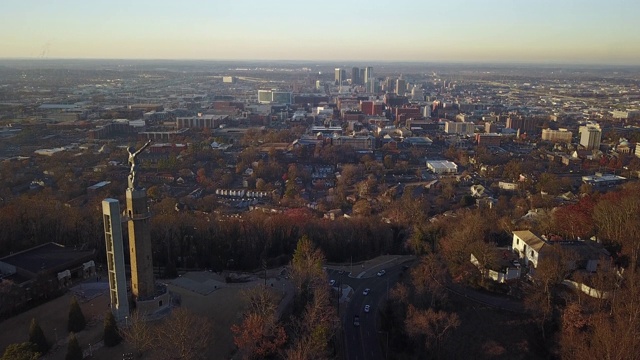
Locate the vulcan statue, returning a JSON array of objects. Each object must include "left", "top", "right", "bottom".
[{"left": 127, "top": 140, "right": 152, "bottom": 189}]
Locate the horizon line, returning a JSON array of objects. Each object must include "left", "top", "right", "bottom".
[{"left": 0, "top": 57, "right": 639, "bottom": 68}]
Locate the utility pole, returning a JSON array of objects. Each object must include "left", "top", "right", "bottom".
[{"left": 263, "top": 259, "right": 267, "bottom": 287}]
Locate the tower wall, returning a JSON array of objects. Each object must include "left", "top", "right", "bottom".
[
  {"left": 126, "top": 188, "right": 155, "bottom": 300},
  {"left": 102, "top": 199, "right": 129, "bottom": 321}
]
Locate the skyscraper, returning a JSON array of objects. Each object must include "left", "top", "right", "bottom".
[
  {"left": 334, "top": 68, "right": 346, "bottom": 85},
  {"left": 351, "top": 67, "right": 360, "bottom": 85},
  {"left": 396, "top": 78, "right": 406, "bottom": 95},
  {"left": 580, "top": 126, "right": 602, "bottom": 150},
  {"left": 364, "top": 66, "right": 373, "bottom": 84}
]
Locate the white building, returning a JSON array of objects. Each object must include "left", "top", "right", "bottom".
[
  {"left": 444, "top": 121, "right": 475, "bottom": 136},
  {"left": 580, "top": 127, "right": 602, "bottom": 150},
  {"left": 542, "top": 129, "right": 573, "bottom": 143},
  {"left": 426, "top": 160, "right": 458, "bottom": 174},
  {"left": 512, "top": 230, "right": 547, "bottom": 269},
  {"left": 578, "top": 122, "right": 601, "bottom": 150},
  {"left": 176, "top": 114, "right": 228, "bottom": 129}
]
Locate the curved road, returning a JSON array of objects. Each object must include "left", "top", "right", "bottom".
[{"left": 328, "top": 259, "right": 411, "bottom": 360}]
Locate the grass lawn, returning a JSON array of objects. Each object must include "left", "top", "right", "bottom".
[
  {"left": 0, "top": 279, "right": 256, "bottom": 360},
  {"left": 0, "top": 289, "right": 111, "bottom": 360}
]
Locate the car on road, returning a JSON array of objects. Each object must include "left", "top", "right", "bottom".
[
  {"left": 338, "top": 270, "right": 344, "bottom": 274},
  {"left": 353, "top": 315, "right": 360, "bottom": 326},
  {"left": 364, "top": 305, "right": 370, "bottom": 313},
  {"left": 362, "top": 288, "right": 370, "bottom": 295},
  {"left": 377, "top": 269, "right": 386, "bottom": 276},
  {"left": 329, "top": 280, "right": 336, "bottom": 286}
]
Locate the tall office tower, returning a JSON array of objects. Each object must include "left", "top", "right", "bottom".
[
  {"left": 335, "top": 68, "right": 346, "bottom": 85},
  {"left": 359, "top": 68, "right": 365, "bottom": 84},
  {"left": 364, "top": 66, "right": 373, "bottom": 84},
  {"left": 580, "top": 127, "right": 602, "bottom": 150},
  {"left": 396, "top": 79, "right": 407, "bottom": 95},
  {"left": 351, "top": 67, "right": 360, "bottom": 85},
  {"left": 367, "top": 78, "right": 377, "bottom": 93},
  {"left": 411, "top": 86, "right": 424, "bottom": 101},
  {"left": 102, "top": 199, "right": 129, "bottom": 321},
  {"left": 384, "top": 78, "right": 395, "bottom": 92}
]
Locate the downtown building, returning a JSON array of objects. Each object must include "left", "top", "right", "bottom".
[
  {"left": 258, "top": 90, "right": 293, "bottom": 105},
  {"left": 542, "top": 129, "right": 573, "bottom": 143},
  {"left": 176, "top": 114, "right": 229, "bottom": 129},
  {"left": 506, "top": 116, "right": 539, "bottom": 135},
  {"left": 579, "top": 126, "right": 602, "bottom": 150},
  {"left": 444, "top": 121, "right": 475, "bottom": 136}
]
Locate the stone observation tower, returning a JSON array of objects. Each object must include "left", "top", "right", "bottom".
[
  {"left": 126, "top": 140, "right": 154, "bottom": 301},
  {"left": 102, "top": 198, "right": 129, "bottom": 321},
  {"left": 103, "top": 140, "right": 170, "bottom": 318}
]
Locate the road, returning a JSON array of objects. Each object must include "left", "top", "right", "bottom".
[{"left": 327, "top": 258, "right": 411, "bottom": 360}]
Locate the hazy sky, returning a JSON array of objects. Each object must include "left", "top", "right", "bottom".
[{"left": 2, "top": 0, "right": 639, "bottom": 65}]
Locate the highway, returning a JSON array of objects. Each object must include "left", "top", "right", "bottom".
[{"left": 327, "top": 259, "right": 411, "bottom": 360}]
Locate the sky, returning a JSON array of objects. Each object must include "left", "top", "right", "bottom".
[{"left": 1, "top": 0, "right": 639, "bottom": 65}]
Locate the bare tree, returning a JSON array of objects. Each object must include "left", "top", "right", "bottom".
[
  {"left": 154, "top": 308, "right": 212, "bottom": 360},
  {"left": 405, "top": 305, "right": 460, "bottom": 356},
  {"left": 411, "top": 254, "right": 449, "bottom": 307},
  {"left": 120, "top": 311, "right": 154, "bottom": 358}
]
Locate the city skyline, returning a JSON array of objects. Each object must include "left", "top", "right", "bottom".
[{"left": 2, "top": 0, "right": 639, "bottom": 65}]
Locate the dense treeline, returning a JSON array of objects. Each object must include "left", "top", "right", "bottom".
[
  {"left": 0, "top": 194, "right": 399, "bottom": 274},
  {"left": 150, "top": 205, "right": 400, "bottom": 273},
  {"left": 0, "top": 194, "right": 102, "bottom": 257}
]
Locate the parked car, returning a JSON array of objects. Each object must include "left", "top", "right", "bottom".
[
  {"left": 364, "top": 305, "right": 370, "bottom": 313},
  {"left": 329, "top": 279, "right": 336, "bottom": 286},
  {"left": 363, "top": 288, "right": 370, "bottom": 295},
  {"left": 377, "top": 270, "right": 386, "bottom": 276},
  {"left": 353, "top": 315, "right": 360, "bottom": 326}
]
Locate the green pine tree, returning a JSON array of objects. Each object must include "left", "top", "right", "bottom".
[
  {"left": 103, "top": 311, "right": 122, "bottom": 347},
  {"left": 67, "top": 297, "right": 86, "bottom": 333},
  {"left": 65, "top": 333, "right": 83, "bottom": 360},
  {"left": 28, "top": 318, "right": 49, "bottom": 355},
  {"left": 1, "top": 342, "right": 40, "bottom": 360}
]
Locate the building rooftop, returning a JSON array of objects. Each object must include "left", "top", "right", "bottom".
[
  {"left": 0, "top": 242, "right": 95, "bottom": 277},
  {"left": 513, "top": 230, "right": 547, "bottom": 252}
]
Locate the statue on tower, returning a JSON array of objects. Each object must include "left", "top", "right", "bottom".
[{"left": 127, "top": 140, "right": 152, "bottom": 189}]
